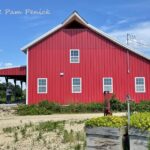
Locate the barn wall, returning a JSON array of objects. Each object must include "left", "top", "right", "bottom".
[{"left": 28, "top": 28, "right": 150, "bottom": 104}]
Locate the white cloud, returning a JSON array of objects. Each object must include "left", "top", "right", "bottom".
[
  {"left": 0, "top": 62, "right": 14, "bottom": 69},
  {"left": 4, "top": 62, "right": 13, "bottom": 68},
  {"left": 108, "top": 21, "right": 150, "bottom": 56},
  {"left": 117, "top": 19, "right": 128, "bottom": 25}
]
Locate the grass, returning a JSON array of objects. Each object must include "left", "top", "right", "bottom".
[
  {"left": 63, "top": 129, "right": 75, "bottom": 143},
  {"left": 2, "top": 120, "right": 86, "bottom": 150},
  {"left": 74, "top": 143, "right": 82, "bottom": 150},
  {"left": 14, "top": 132, "right": 18, "bottom": 143},
  {"left": 3, "top": 127, "right": 14, "bottom": 133},
  {"left": 37, "top": 131, "right": 42, "bottom": 141},
  {"left": 20, "top": 127, "right": 26, "bottom": 138},
  {"left": 35, "top": 121, "right": 65, "bottom": 133}
]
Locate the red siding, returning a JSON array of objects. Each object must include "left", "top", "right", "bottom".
[{"left": 28, "top": 28, "right": 150, "bottom": 104}]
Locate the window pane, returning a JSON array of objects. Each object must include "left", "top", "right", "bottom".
[
  {"left": 73, "top": 51, "right": 78, "bottom": 56},
  {"left": 71, "top": 50, "right": 78, "bottom": 56},
  {"left": 71, "top": 51, "right": 74, "bottom": 56},
  {"left": 136, "top": 86, "right": 144, "bottom": 92},
  {"left": 71, "top": 56, "right": 79, "bottom": 62},
  {"left": 73, "top": 78, "right": 80, "bottom": 85},
  {"left": 39, "top": 87, "right": 46, "bottom": 93},
  {"left": 39, "top": 79, "right": 46, "bottom": 86},
  {"left": 104, "top": 86, "right": 112, "bottom": 92},
  {"left": 136, "top": 78, "right": 144, "bottom": 85},
  {"left": 104, "top": 78, "right": 112, "bottom": 85},
  {"left": 73, "top": 85, "right": 81, "bottom": 92}
]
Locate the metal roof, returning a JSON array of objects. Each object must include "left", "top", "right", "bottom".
[{"left": 0, "top": 66, "right": 26, "bottom": 82}]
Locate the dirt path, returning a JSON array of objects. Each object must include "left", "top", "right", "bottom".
[{"left": 0, "top": 113, "right": 126, "bottom": 129}]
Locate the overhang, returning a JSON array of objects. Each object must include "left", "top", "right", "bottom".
[{"left": 0, "top": 66, "right": 26, "bottom": 82}]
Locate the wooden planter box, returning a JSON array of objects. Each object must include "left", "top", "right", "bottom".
[
  {"left": 129, "top": 128, "right": 150, "bottom": 150},
  {"left": 85, "top": 127, "right": 127, "bottom": 150}
]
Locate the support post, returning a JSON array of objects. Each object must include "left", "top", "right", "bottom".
[
  {"left": 20, "top": 81, "right": 23, "bottom": 99},
  {"left": 14, "top": 79, "right": 16, "bottom": 102},
  {"left": 126, "top": 94, "right": 131, "bottom": 131},
  {"left": 5, "top": 77, "right": 8, "bottom": 103},
  {"left": 5, "top": 77, "right": 8, "bottom": 87}
]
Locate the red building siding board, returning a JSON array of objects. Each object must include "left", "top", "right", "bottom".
[{"left": 28, "top": 28, "right": 150, "bottom": 105}]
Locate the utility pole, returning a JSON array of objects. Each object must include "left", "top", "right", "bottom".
[{"left": 126, "top": 34, "right": 130, "bottom": 73}]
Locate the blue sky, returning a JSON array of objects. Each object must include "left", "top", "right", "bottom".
[{"left": 0, "top": 0, "right": 150, "bottom": 68}]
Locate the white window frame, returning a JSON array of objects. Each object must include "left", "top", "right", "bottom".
[
  {"left": 37, "top": 78, "right": 48, "bottom": 94},
  {"left": 72, "top": 78, "right": 82, "bottom": 93},
  {"left": 103, "top": 77, "right": 113, "bottom": 93},
  {"left": 135, "top": 77, "right": 145, "bottom": 93},
  {"left": 70, "top": 49, "right": 80, "bottom": 63}
]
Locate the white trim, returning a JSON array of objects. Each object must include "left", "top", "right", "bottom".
[
  {"left": 37, "top": 78, "right": 48, "bottom": 94},
  {"left": 62, "top": 11, "right": 88, "bottom": 25},
  {"left": 72, "top": 78, "right": 82, "bottom": 93},
  {"left": 135, "top": 77, "right": 146, "bottom": 93},
  {"left": 70, "top": 49, "right": 80, "bottom": 63},
  {"left": 21, "top": 24, "right": 63, "bottom": 53},
  {"left": 26, "top": 50, "right": 28, "bottom": 105},
  {"left": 20, "top": 11, "right": 150, "bottom": 61},
  {"left": 103, "top": 77, "right": 113, "bottom": 93}
]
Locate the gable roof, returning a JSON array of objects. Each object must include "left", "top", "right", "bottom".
[{"left": 21, "top": 11, "right": 150, "bottom": 61}]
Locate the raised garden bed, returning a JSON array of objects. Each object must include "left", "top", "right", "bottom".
[
  {"left": 129, "top": 112, "right": 150, "bottom": 150},
  {"left": 85, "top": 116, "right": 128, "bottom": 150},
  {"left": 129, "top": 128, "right": 150, "bottom": 150}
]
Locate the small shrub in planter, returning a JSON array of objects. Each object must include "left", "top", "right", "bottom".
[
  {"left": 85, "top": 116, "right": 128, "bottom": 150},
  {"left": 129, "top": 112, "right": 150, "bottom": 150}
]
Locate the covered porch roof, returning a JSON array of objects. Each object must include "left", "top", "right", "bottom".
[{"left": 0, "top": 66, "right": 26, "bottom": 82}]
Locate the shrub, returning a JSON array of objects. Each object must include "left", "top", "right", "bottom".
[
  {"left": 130, "top": 112, "right": 150, "bottom": 131},
  {"left": 38, "top": 101, "right": 61, "bottom": 112},
  {"left": 110, "top": 98, "right": 125, "bottom": 111},
  {"left": 17, "top": 104, "right": 52, "bottom": 115},
  {"left": 85, "top": 116, "right": 127, "bottom": 128},
  {"left": 129, "top": 101, "right": 137, "bottom": 112},
  {"left": 16, "top": 99, "right": 150, "bottom": 115},
  {"left": 136, "top": 101, "right": 150, "bottom": 112},
  {"left": 86, "top": 103, "right": 103, "bottom": 112},
  {"left": 63, "top": 104, "right": 87, "bottom": 113}
]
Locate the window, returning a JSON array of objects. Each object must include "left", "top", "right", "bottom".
[
  {"left": 103, "top": 78, "right": 113, "bottom": 93},
  {"left": 37, "top": 78, "right": 47, "bottom": 94},
  {"left": 72, "top": 78, "right": 82, "bottom": 93},
  {"left": 70, "top": 49, "right": 80, "bottom": 63},
  {"left": 135, "top": 77, "right": 145, "bottom": 93}
]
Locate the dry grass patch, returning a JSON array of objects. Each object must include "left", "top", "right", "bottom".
[{"left": 1, "top": 120, "right": 86, "bottom": 150}]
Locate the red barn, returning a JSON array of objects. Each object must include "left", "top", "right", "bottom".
[{"left": 1, "top": 11, "right": 150, "bottom": 104}]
